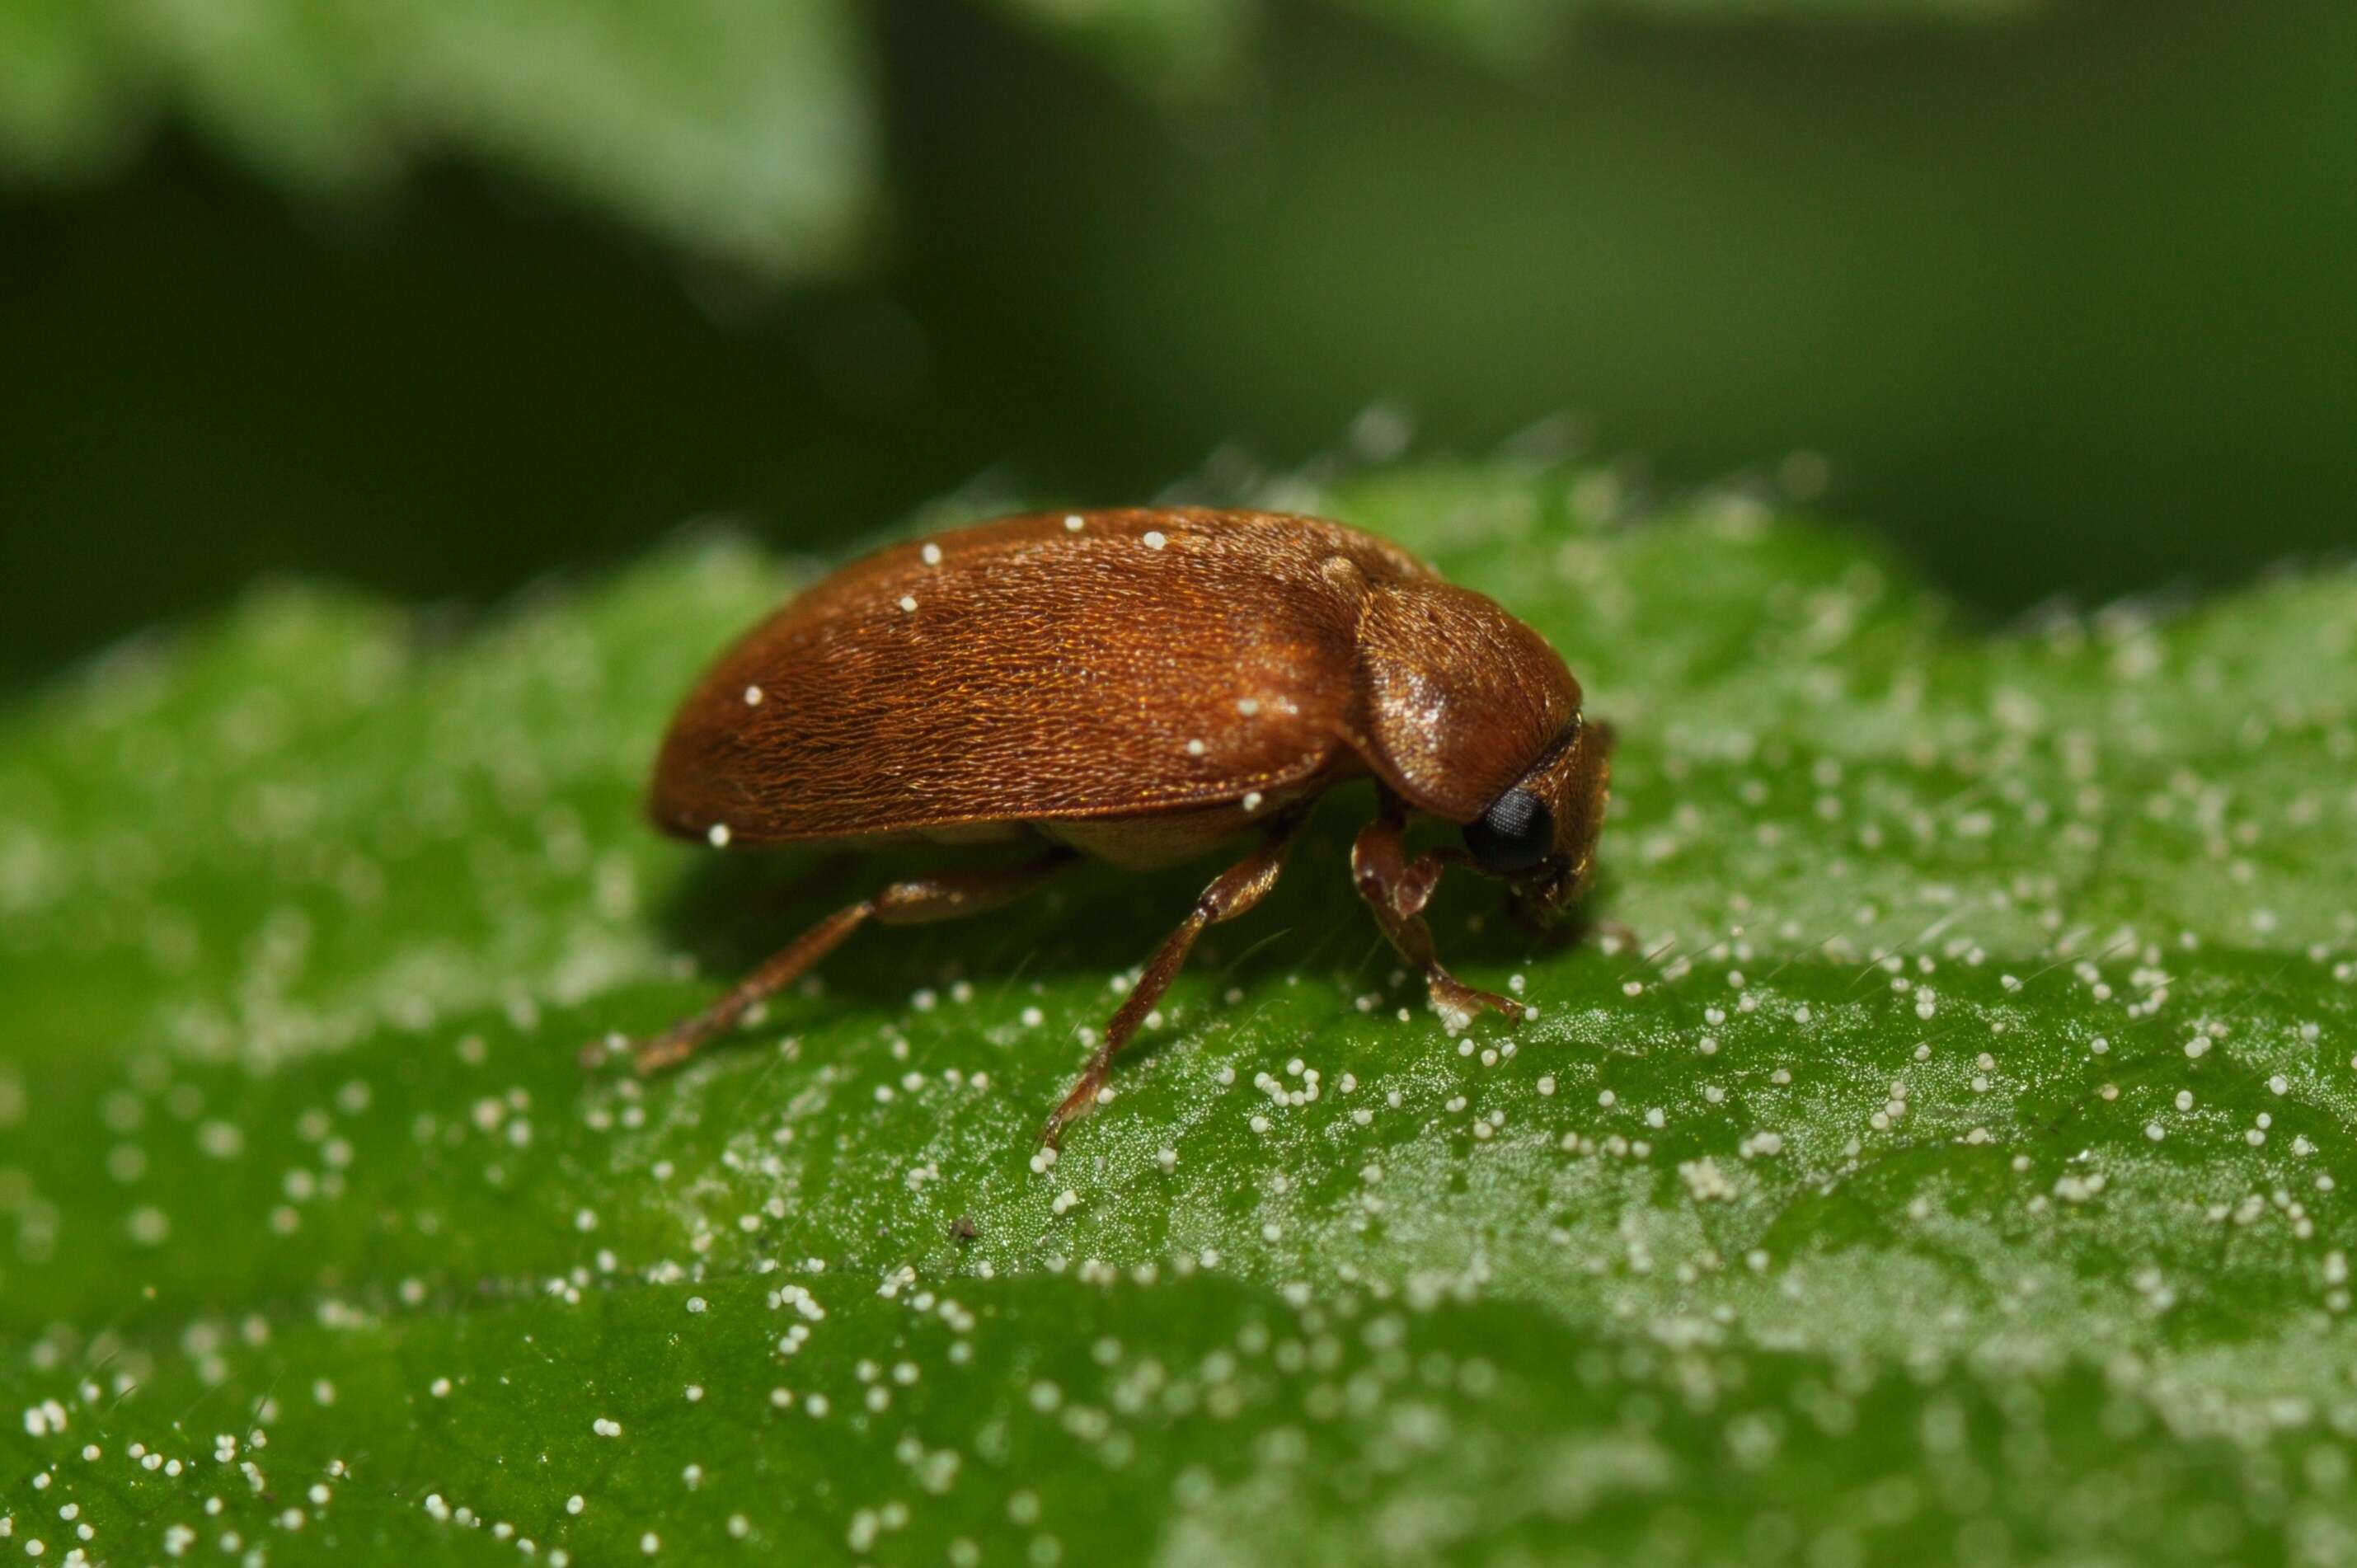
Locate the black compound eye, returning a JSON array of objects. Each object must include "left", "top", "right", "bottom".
[{"left": 1463, "top": 787, "right": 1554, "bottom": 874}]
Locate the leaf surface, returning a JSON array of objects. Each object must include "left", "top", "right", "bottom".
[{"left": 3, "top": 464, "right": 2355, "bottom": 1564}]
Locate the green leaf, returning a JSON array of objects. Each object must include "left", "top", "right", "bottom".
[
  {"left": 975, "top": 0, "right": 1253, "bottom": 97},
  {"left": 1331, "top": 0, "right": 2035, "bottom": 70},
  {"left": 0, "top": 0, "right": 2038, "bottom": 279},
  {"left": 0, "top": 0, "right": 878, "bottom": 275},
  {"left": 5, "top": 462, "right": 2355, "bottom": 1564}
]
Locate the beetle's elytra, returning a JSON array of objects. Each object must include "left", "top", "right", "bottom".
[{"left": 613, "top": 508, "right": 1613, "bottom": 1143}]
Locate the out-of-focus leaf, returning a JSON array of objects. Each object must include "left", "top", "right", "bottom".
[
  {"left": 0, "top": 0, "right": 130, "bottom": 174},
  {"left": 3, "top": 462, "right": 2353, "bottom": 1563},
  {"left": 0, "top": 0, "right": 876, "bottom": 275},
  {"left": 979, "top": 0, "right": 1253, "bottom": 96},
  {"left": 0, "top": 0, "right": 2041, "bottom": 276},
  {"left": 1339, "top": 0, "right": 2035, "bottom": 64}
]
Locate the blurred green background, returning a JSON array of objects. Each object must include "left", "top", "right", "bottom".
[{"left": 3, "top": 0, "right": 2351, "bottom": 689}]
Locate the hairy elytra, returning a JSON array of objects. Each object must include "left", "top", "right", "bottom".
[{"left": 613, "top": 507, "right": 1613, "bottom": 1144}]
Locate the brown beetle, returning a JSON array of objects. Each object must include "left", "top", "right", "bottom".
[{"left": 617, "top": 508, "right": 1612, "bottom": 1143}]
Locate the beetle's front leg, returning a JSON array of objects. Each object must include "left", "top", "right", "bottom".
[{"left": 1350, "top": 792, "right": 1524, "bottom": 1031}]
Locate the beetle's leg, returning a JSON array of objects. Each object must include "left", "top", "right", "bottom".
[
  {"left": 1350, "top": 792, "right": 1524, "bottom": 1031},
  {"left": 605, "top": 852, "right": 1077, "bottom": 1075},
  {"left": 1041, "top": 812, "right": 1308, "bottom": 1146}
]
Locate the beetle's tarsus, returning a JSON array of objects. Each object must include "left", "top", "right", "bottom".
[
  {"left": 1039, "top": 1078, "right": 1101, "bottom": 1148},
  {"left": 1428, "top": 970, "right": 1523, "bottom": 1030},
  {"left": 573, "top": 1021, "right": 714, "bottom": 1076},
  {"left": 632, "top": 1030, "right": 702, "bottom": 1075}
]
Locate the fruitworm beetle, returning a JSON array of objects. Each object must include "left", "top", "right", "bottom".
[{"left": 610, "top": 509, "right": 1613, "bottom": 1144}]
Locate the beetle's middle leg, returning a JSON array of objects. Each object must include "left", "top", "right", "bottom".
[
  {"left": 605, "top": 851, "right": 1077, "bottom": 1075},
  {"left": 1351, "top": 791, "right": 1524, "bottom": 1031},
  {"left": 1041, "top": 811, "right": 1308, "bottom": 1146}
]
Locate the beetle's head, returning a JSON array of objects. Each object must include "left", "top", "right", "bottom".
[{"left": 1459, "top": 714, "right": 1614, "bottom": 929}]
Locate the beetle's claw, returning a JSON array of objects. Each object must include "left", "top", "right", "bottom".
[
  {"left": 632, "top": 1034, "right": 701, "bottom": 1075},
  {"left": 579, "top": 1032, "right": 669, "bottom": 1072},
  {"left": 1040, "top": 1074, "right": 1104, "bottom": 1148},
  {"left": 1480, "top": 989, "right": 1528, "bottom": 1026},
  {"left": 1429, "top": 972, "right": 1524, "bottom": 1031},
  {"left": 579, "top": 1026, "right": 706, "bottom": 1076}
]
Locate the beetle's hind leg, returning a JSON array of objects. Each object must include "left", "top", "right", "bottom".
[
  {"left": 597, "top": 851, "right": 1077, "bottom": 1075},
  {"left": 1041, "top": 812, "right": 1308, "bottom": 1146},
  {"left": 1350, "top": 792, "right": 1524, "bottom": 1031}
]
